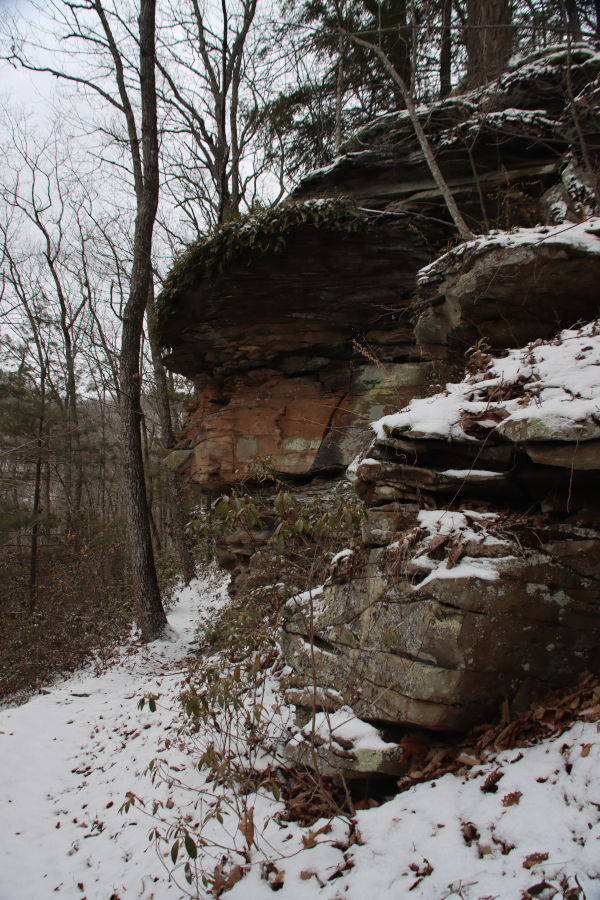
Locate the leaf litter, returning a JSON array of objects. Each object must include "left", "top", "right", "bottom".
[{"left": 0, "top": 576, "right": 599, "bottom": 899}]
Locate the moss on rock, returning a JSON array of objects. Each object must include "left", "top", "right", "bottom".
[{"left": 156, "top": 197, "right": 367, "bottom": 347}]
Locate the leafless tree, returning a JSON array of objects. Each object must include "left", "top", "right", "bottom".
[
  {"left": 4, "top": 0, "right": 167, "bottom": 638},
  {"left": 0, "top": 120, "right": 88, "bottom": 520},
  {"left": 156, "top": 0, "right": 272, "bottom": 230}
]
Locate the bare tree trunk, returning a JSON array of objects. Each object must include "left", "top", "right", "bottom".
[
  {"left": 335, "top": 34, "right": 344, "bottom": 152},
  {"left": 564, "top": 0, "right": 582, "bottom": 41},
  {"left": 440, "top": 0, "right": 452, "bottom": 98},
  {"left": 28, "top": 372, "right": 46, "bottom": 612},
  {"left": 62, "top": 319, "right": 83, "bottom": 517},
  {"left": 147, "top": 288, "right": 196, "bottom": 582},
  {"left": 216, "top": 0, "right": 231, "bottom": 223},
  {"left": 140, "top": 409, "right": 162, "bottom": 554},
  {"left": 118, "top": 0, "right": 166, "bottom": 640},
  {"left": 464, "top": 0, "right": 512, "bottom": 88},
  {"left": 349, "top": 31, "right": 473, "bottom": 238}
]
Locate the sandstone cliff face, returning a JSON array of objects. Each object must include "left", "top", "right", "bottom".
[
  {"left": 160, "top": 206, "right": 452, "bottom": 489},
  {"left": 159, "top": 47, "right": 600, "bottom": 772},
  {"left": 281, "top": 220, "right": 600, "bottom": 744},
  {"left": 159, "top": 46, "right": 600, "bottom": 494}
]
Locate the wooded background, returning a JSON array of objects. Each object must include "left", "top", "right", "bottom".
[{"left": 0, "top": 0, "right": 597, "bottom": 655}]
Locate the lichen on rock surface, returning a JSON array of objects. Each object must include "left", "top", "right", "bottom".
[{"left": 282, "top": 304, "right": 600, "bottom": 738}]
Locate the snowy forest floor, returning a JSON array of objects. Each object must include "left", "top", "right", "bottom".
[{"left": 1, "top": 573, "right": 600, "bottom": 900}]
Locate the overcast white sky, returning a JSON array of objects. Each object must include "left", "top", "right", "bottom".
[{"left": 0, "top": 1, "right": 64, "bottom": 121}]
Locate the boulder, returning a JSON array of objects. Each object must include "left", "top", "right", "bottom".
[
  {"left": 283, "top": 706, "right": 407, "bottom": 779},
  {"left": 281, "top": 305, "right": 600, "bottom": 735},
  {"left": 281, "top": 512, "right": 600, "bottom": 732},
  {"left": 414, "top": 219, "right": 600, "bottom": 373}
]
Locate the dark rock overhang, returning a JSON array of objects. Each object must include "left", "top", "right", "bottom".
[
  {"left": 158, "top": 45, "right": 600, "bottom": 387},
  {"left": 293, "top": 45, "right": 600, "bottom": 219},
  {"left": 158, "top": 201, "right": 454, "bottom": 381}
]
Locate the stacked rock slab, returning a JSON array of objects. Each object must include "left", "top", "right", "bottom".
[
  {"left": 295, "top": 45, "right": 600, "bottom": 225},
  {"left": 159, "top": 46, "right": 600, "bottom": 497},
  {"left": 281, "top": 220, "right": 600, "bottom": 739}
]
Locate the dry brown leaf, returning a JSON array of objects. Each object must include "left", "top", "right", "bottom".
[
  {"left": 409, "top": 858, "right": 433, "bottom": 877},
  {"left": 446, "top": 539, "right": 466, "bottom": 569},
  {"left": 481, "top": 768, "right": 504, "bottom": 793},
  {"left": 238, "top": 807, "right": 255, "bottom": 849},
  {"left": 523, "top": 852, "right": 549, "bottom": 869},
  {"left": 461, "top": 822, "right": 480, "bottom": 846},
  {"left": 224, "top": 866, "right": 246, "bottom": 892},
  {"left": 427, "top": 534, "right": 449, "bottom": 554},
  {"left": 327, "top": 853, "right": 355, "bottom": 881},
  {"left": 581, "top": 743, "right": 592, "bottom": 757},
  {"left": 260, "top": 861, "right": 285, "bottom": 891},
  {"left": 501, "top": 790, "right": 522, "bottom": 807},
  {"left": 456, "top": 753, "right": 479, "bottom": 767},
  {"left": 301, "top": 821, "right": 332, "bottom": 849}
]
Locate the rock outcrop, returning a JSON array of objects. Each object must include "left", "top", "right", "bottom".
[
  {"left": 158, "top": 46, "right": 600, "bottom": 773},
  {"left": 281, "top": 223, "right": 600, "bottom": 739},
  {"left": 415, "top": 219, "right": 600, "bottom": 377},
  {"left": 159, "top": 202, "right": 452, "bottom": 490},
  {"left": 158, "top": 46, "right": 600, "bottom": 495},
  {"left": 296, "top": 46, "right": 600, "bottom": 224}
]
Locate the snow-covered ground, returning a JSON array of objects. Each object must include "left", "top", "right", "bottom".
[{"left": 2, "top": 575, "right": 600, "bottom": 899}]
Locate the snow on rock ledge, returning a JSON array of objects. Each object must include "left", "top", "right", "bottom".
[
  {"left": 415, "top": 218, "right": 600, "bottom": 371},
  {"left": 282, "top": 310, "right": 600, "bottom": 741},
  {"left": 374, "top": 316, "right": 600, "bottom": 453}
]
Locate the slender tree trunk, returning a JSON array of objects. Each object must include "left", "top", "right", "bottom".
[
  {"left": 44, "top": 458, "right": 51, "bottom": 519},
  {"left": 119, "top": 0, "right": 166, "bottom": 640},
  {"left": 440, "top": 0, "right": 452, "bottom": 98},
  {"left": 140, "top": 410, "right": 162, "bottom": 553},
  {"left": 409, "top": 0, "right": 418, "bottom": 95},
  {"left": 28, "top": 374, "right": 46, "bottom": 612},
  {"left": 350, "top": 32, "right": 473, "bottom": 237},
  {"left": 335, "top": 34, "right": 344, "bottom": 152},
  {"left": 464, "top": 0, "right": 512, "bottom": 88},
  {"left": 57, "top": 300, "right": 83, "bottom": 518},
  {"left": 147, "top": 288, "right": 196, "bottom": 582}
]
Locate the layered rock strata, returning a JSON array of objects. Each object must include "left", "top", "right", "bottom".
[
  {"left": 295, "top": 45, "right": 600, "bottom": 226},
  {"left": 281, "top": 226, "right": 600, "bottom": 739},
  {"left": 159, "top": 46, "right": 600, "bottom": 495},
  {"left": 157, "top": 47, "right": 600, "bottom": 765},
  {"left": 160, "top": 203, "right": 453, "bottom": 490}
]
